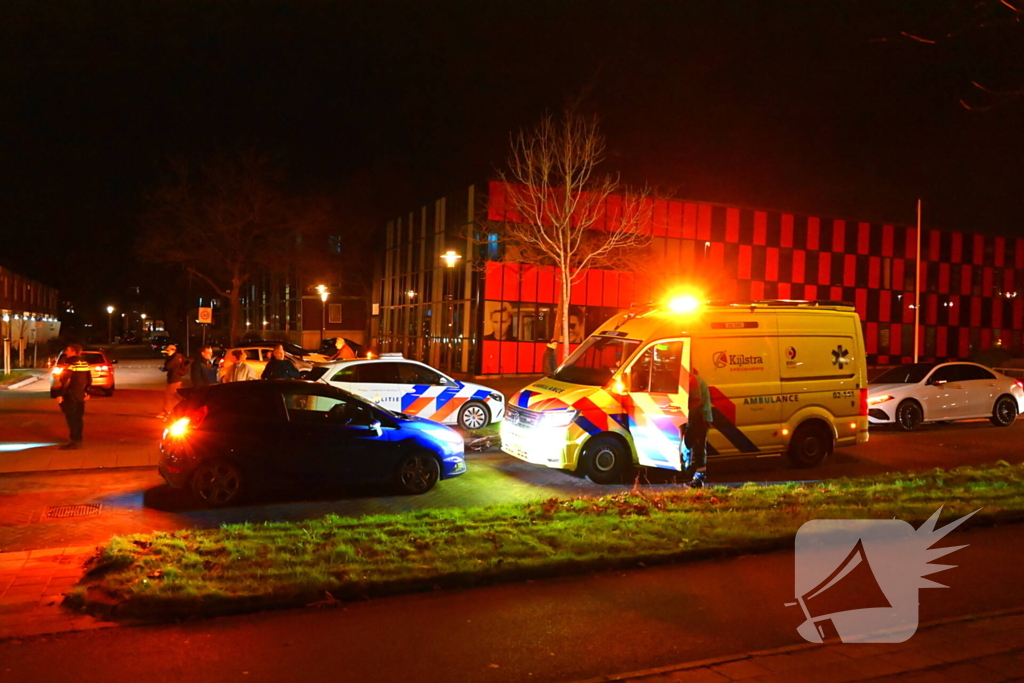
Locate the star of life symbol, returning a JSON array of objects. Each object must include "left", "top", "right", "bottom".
[
  {"left": 831, "top": 345, "right": 849, "bottom": 368},
  {"left": 787, "top": 507, "right": 978, "bottom": 643}
]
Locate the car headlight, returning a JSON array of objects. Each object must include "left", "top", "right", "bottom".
[
  {"left": 867, "top": 395, "right": 893, "bottom": 406},
  {"left": 538, "top": 410, "right": 578, "bottom": 428},
  {"left": 489, "top": 391, "right": 504, "bottom": 403},
  {"left": 436, "top": 428, "right": 465, "bottom": 446}
]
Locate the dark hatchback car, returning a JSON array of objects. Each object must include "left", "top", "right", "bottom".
[{"left": 159, "top": 380, "right": 466, "bottom": 507}]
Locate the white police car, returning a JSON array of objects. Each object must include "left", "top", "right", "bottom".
[{"left": 307, "top": 354, "right": 505, "bottom": 430}]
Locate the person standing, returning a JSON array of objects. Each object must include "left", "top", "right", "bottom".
[
  {"left": 190, "top": 345, "right": 219, "bottom": 387},
  {"left": 220, "top": 349, "right": 257, "bottom": 382},
  {"left": 159, "top": 343, "right": 190, "bottom": 418},
  {"left": 262, "top": 344, "right": 301, "bottom": 379},
  {"left": 51, "top": 343, "right": 92, "bottom": 450},
  {"left": 683, "top": 369, "right": 713, "bottom": 488}
]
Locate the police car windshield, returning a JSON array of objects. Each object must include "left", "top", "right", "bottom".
[
  {"left": 554, "top": 336, "right": 640, "bottom": 386},
  {"left": 872, "top": 363, "right": 936, "bottom": 384}
]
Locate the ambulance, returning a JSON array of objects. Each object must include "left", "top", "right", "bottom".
[{"left": 501, "top": 299, "right": 869, "bottom": 483}]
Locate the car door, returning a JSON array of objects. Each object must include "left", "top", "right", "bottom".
[
  {"left": 960, "top": 364, "right": 1000, "bottom": 416},
  {"left": 921, "top": 364, "right": 966, "bottom": 420},
  {"left": 623, "top": 339, "right": 690, "bottom": 470},
  {"left": 279, "top": 385, "right": 388, "bottom": 484},
  {"left": 348, "top": 362, "right": 403, "bottom": 411}
]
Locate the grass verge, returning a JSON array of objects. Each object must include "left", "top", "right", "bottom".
[
  {"left": 0, "top": 372, "right": 30, "bottom": 387},
  {"left": 69, "top": 462, "right": 1024, "bottom": 620}
]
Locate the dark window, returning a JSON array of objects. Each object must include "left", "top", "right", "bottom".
[
  {"left": 960, "top": 364, "right": 995, "bottom": 381},
  {"left": 630, "top": 341, "right": 683, "bottom": 393},
  {"left": 873, "top": 363, "right": 935, "bottom": 384},
  {"left": 357, "top": 362, "right": 402, "bottom": 384},
  {"left": 397, "top": 362, "right": 442, "bottom": 385},
  {"left": 330, "top": 367, "right": 358, "bottom": 383},
  {"left": 929, "top": 365, "right": 962, "bottom": 383}
]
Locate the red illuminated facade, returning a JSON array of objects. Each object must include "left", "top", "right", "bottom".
[{"left": 374, "top": 182, "right": 1024, "bottom": 375}]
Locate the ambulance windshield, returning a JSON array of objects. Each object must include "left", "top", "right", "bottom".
[{"left": 554, "top": 336, "right": 640, "bottom": 386}]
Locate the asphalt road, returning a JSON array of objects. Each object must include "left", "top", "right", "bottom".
[{"left": 1, "top": 522, "right": 1021, "bottom": 683}]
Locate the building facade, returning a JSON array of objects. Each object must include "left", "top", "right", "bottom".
[
  {"left": 375, "top": 181, "right": 1024, "bottom": 375},
  {"left": 0, "top": 265, "right": 61, "bottom": 368}
]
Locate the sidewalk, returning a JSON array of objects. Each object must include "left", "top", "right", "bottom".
[
  {"left": 584, "top": 609, "right": 1024, "bottom": 683},
  {"left": 0, "top": 441, "right": 160, "bottom": 474},
  {"left": 0, "top": 546, "right": 116, "bottom": 640}
]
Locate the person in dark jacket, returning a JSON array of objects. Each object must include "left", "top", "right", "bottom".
[
  {"left": 51, "top": 343, "right": 92, "bottom": 449},
  {"left": 190, "top": 345, "right": 219, "bottom": 387},
  {"left": 262, "top": 344, "right": 301, "bottom": 380},
  {"left": 159, "top": 344, "right": 190, "bottom": 418},
  {"left": 682, "top": 369, "right": 713, "bottom": 488}
]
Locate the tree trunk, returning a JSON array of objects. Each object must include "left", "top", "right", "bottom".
[
  {"left": 560, "top": 269, "right": 572, "bottom": 362},
  {"left": 228, "top": 274, "right": 243, "bottom": 346}
]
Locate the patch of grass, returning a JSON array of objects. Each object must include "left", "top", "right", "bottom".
[
  {"left": 0, "top": 372, "right": 30, "bottom": 387},
  {"left": 69, "top": 463, "right": 1024, "bottom": 620}
]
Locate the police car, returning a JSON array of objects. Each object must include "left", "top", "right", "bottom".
[{"left": 307, "top": 354, "right": 505, "bottom": 430}]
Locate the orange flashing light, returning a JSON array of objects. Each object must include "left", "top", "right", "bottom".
[{"left": 667, "top": 295, "right": 701, "bottom": 314}]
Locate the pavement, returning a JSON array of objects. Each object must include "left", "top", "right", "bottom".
[{"left": 586, "top": 609, "right": 1024, "bottom": 683}]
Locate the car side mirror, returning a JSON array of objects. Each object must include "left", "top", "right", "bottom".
[
  {"left": 355, "top": 419, "right": 383, "bottom": 436},
  {"left": 928, "top": 378, "right": 946, "bottom": 387},
  {"left": 111, "top": 359, "right": 119, "bottom": 364}
]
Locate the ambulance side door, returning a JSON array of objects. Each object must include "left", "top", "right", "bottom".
[{"left": 624, "top": 338, "right": 690, "bottom": 470}]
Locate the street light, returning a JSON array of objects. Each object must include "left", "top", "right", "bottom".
[
  {"left": 106, "top": 306, "right": 114, "bottom": 343},
  {"left": 316, "top": 284, "right": 330, "bottom": 343},
  {"left": 440, "top": 251, "right": 461, "bottom": 371}
]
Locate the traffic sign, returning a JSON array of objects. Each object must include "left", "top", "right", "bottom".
[{"left": 197, "top": 307, "right": 213, "bottom": 324}]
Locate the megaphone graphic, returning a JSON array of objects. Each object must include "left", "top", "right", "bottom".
[{"left": 791, "top": 538, "right": 892, "bottom": 642}]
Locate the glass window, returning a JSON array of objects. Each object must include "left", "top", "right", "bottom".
[
  {"left": 960, "top": 364, "right": 995, "bottom": 381},
  {"left": 554, "top": 336, "right": 640, "bottom": 387},
  {"left": 330, "top": 367, "right": 358, "bottom": 383},
  {"left": 81, "top": 353, "right": 105, "bottom": 364},
  {"left": 356, "top": 362, "right": 401, "bottom": 384},
  {"left": 630, "top": 341, "right": 683, "bottom": 393},
  {"left": 397, "top": 362, "right": 442, "bottom": 385},
  {"left": 872, "top": 363, "right": 936, "bottom": 384},
  {"left": 929, "top": 365, "right": 962, "bottom": 383}
]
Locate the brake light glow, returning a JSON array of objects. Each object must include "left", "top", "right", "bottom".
[
  {"left": 52, "top": 367, "right": 64, "bottom": 375},
  {"left": 168, "top": 418, "right": 191, "bottom": 437},
  {"left": 1016, "top": 380, "right": 1024, "bottom": 391}
]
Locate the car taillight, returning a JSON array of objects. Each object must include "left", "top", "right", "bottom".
[
  {"left": 859, "top": 387, "right": 868, "bottom": 416},
  {"left": 52, "top": 367, "right": 64, "bottom": 375},
  {"left": 168, "top": 417, "right": 191, "bottom": 437},
  {"left": 1016, "top": 380, "right": 1024, "bottom": 391}
]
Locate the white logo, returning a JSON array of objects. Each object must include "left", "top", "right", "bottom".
[{"left": 788, "top": 507, "right": 978, "bottom": 643}]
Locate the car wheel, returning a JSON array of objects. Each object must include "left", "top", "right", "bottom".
[
  {"left": 103, "top": 385, "right": 115, "bottom": 397},
  {"left": 896, "top": 401, "right": 923, "bottom": 432},
  {"left": 991, "top": 395, "right": 1018, "bottom": 427},
  {"left": 582, "top": 435, "right": 633, "bottom": 485},
  {"left": 191, "top": 459, "right": 245, "bottom": 507},
  {"left": 395, "top": 451, "right": 440, "bottom": 494},
  {"left": 457, "top": 401, "right": 490, "bottom": 431},
  {"left": 787, "top": 422, "right": 833, "bottom": 468}
]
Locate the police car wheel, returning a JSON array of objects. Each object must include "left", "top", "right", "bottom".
[
  {"left": 395, "top": 451, "right": 441, "bottom": 494},
  {"left": 787, "top": 423, "right": 833, "bottom": 468},
  {"left": 895, "top": 401, "right": 923, "bottom": 432},
  {"left": 583, "top": 436, "right": 633, "bottom": 485},
  {"left": 991, "top": 396, "right": 1018, "bottom": 427},
  {"left": 458, "top": 401, "right": 490, "bottom": 431}
]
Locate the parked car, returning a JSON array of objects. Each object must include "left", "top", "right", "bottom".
[
  {"left": 159, "top": 380, "right": 466, "bottom": 506},
  {"left": 216, "top": 345, "right": 313, "bottom": 375},
  {"left": 51, "top": 348, "right": 117, "bottom": 396},
  {"left": 307, "top": 354, "right": 504, "bottom": 430},
  {"left": 867, "top": 362, "right": 1024, "bottom": 431},
  {"left": 120, "top": 331, "right": 139, "bottom": 344},
  {"left": 150, "top": 335, "right": 174, "bottom": 354}
]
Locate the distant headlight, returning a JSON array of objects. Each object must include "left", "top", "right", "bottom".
[
  {"left": 867, "top": 395, "right": 893, "bottom": 406},
  {"left": 489, "top": 391, "right": 504, "bottom": 402},
  {"left": 538, "top": 410, "right": 579, "bottom": 428}
]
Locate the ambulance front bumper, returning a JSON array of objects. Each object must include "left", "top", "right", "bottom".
[{"left": 500, "top": 422, "right": 569, "bottom": 469}]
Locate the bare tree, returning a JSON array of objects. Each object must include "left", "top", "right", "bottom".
[
  {"left": 499, "top": 108, "right": 653, "bottom": 359},
  {"left": 138, "top": 151, "right": 316, "bottom": 345}
]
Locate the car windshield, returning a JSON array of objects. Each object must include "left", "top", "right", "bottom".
[
  {"left": 872, "top": 363, "right": 936, "bottom": 384},
  {"left": 80, "top": 352, "right": 106, "bottom": 364},
  {"left": 304, "top": 367, "right": 329, "bottom": 381},
  {"left": 553, "top": 336, "right": 640, "bottom": 386}
]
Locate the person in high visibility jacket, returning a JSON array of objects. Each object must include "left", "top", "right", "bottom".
[
  {"left": 683, "top": 369, "right": 713, "bottom": 488},
  {"left": 51, "top": 343, "right": 92, "bottom": 450}
]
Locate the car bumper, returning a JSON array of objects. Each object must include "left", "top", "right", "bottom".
[
  {"left": 158, "top": 441, "right": 196, "bottom": 489},
  {"left": 868, "top": 407, "right": 893, "bottom": 424}
]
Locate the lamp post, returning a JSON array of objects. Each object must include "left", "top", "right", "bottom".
[
  {"left": 106, "top": 306, "right": 114, "bottom": 343},
  {"left": 140, "top": 313, "right": 147, "bottom": 336},
  {"left": 316, "top": 284, "right": 329, "bottom": 343},
  {"left": 440, "top": 250, "right": 461, "bottom": 371}
]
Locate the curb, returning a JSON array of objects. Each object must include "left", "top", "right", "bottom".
[
  {"left": 5, "top": 375, "right": 39, "bottom": 390},
  {"left": 570, "top": 605, "right": 1024, "bottom": 683}
]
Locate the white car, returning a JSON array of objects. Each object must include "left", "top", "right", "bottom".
[
  {"left": 867, "top": 362, "right": 1024, "bottom": 431},
  {"left": 308, "top": 355, "right": 505, "bottom": 430}
]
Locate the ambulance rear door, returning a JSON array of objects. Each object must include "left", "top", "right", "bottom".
[{"left": 623, "top": 338, "right": 690, "bottom": 470}]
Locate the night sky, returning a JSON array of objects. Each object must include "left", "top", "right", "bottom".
[{"left": 4, "top": 1, "right": 1023, "bottom": 313}]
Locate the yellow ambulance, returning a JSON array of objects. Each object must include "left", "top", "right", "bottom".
[{"left": 501, "top": 299, "right": 869, "bottom": 483}]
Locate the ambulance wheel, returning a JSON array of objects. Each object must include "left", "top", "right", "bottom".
[
  {"left": 895, "top": 400, "right": 923, "bottom": 432},
  {"left": 582, "top": 436, "right": 633, "bottom": 485},
  {"left": 458, "top": 401, "right": 490, "bottom": 431},
  {"left": 787, "top": 422, "right": 833, "bottom": 469}
]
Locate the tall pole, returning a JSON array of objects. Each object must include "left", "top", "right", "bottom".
[
  {"left": 914, "top": 199, "right": 921, "bottom": 363},
  {"left": 106, "top": 306, "right": 114, "bottom": 344}
]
